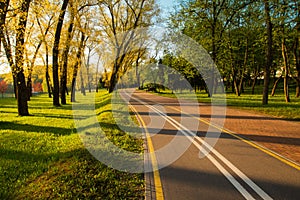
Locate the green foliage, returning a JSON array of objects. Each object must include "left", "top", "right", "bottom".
[
  {"left": 167, "top": 0, "right": 300, "bottom": 101},
  {"left": 0, "top": 91, "right": 144, "bottom": 199}
]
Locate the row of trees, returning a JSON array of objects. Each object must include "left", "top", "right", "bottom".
[
  {"left": 0, "top": 0, "right": 159, "bottom": 115},
  {"left": 1, "top": 0, "right": 299, "bottom": 115},
  {"left": 166, "top": 0, "right": 299, "bottom": 103}
]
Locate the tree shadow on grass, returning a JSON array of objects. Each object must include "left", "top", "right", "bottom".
[
  {"left": 0, "top": 121, "right": 76, "bottom": 136},
  {"left": 33, "top": 113, "right": 74, "bottom": 120}
]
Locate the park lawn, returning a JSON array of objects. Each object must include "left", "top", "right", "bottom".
[
  {"left": 0, "top": 90, "right": 144, "bottom": 199},
  {"left": 151, "top": 87, "right": 300, "bottom": 121}
]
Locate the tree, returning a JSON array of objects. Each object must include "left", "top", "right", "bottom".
[
  {"left": 52, "top": 0, "right": 69, "bottom": 106},
  {"left": 97, "top": 0, "right": 158, "bottom": 93},
  {"left": 60, "top": 0, "right": 75, "bottom": 105},
  {"left": 36, "top": 12, "right": 54, "bottom": 98},
  {"left": 281, "top": 24, "right": 290, "bottom": 103},
  {"left": 12, "top": 0, "right": 31, "bottom": 116},
  {"left": 262, "top": 0, "right": 273, "bottom": 105},
  {"left": 171, "top": 0, "right": 254, "bottom": 97},
  {"left": 71, "top": 27, "right": 86, "bottom": 102},
  {"left": 25, "top": 8, "right": 54, "bottom": 100}
]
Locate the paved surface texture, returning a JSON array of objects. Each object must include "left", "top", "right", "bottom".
[{"left": 122, "top": 90, "right": 300, "bottom": 200}]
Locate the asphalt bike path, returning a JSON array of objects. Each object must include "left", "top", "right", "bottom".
[{"left": 120, "top": 90, "right": 300, "bottom": 200}]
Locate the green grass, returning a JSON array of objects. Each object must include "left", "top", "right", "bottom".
[
  {"left": 145, "top": 86, "right": 300, "bottom": 121},
  {"left": 0, "top": 90, "right": 144, "bottom": 199}
]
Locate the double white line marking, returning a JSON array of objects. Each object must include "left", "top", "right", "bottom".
[{"left": 127, "top": 93, "right": 272, "bottom": 200}]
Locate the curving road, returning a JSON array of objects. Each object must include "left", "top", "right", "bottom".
[{"left": 121, "top": 89, "right": 300, "bottom": 200}]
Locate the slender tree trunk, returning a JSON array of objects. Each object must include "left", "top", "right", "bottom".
[
  {"left": 52, "top": 0, "right": 69, "bottom": 106},
  {"left": 262, "top": 0, "right": 273, "bottom": 105},
  {"left": 233, "top": 78, "right": 240, "bottom": 96},
  {"left": 45, "top": 43, "right": 52, "bottom": 98},
  {"left": 294, "top": 19, "right": 300, "bottom": 97},
  {"left": 109, "top": 52, "right": 126, "bottom": 93},
  {"left": 0, "top": 0, "right": 9, "bottom": 55},
  {"left": 80, "top": 69, "right": 86, "bottom": 96},
  {"left": 71, "top": 30, "right": 85, "bottom": 102},
  {"left": 282, "top": 41, "right": 290, "bottom": 102},
  {"left": 271, "top": 75, "right": 282, "bottom": 96},
  {"left": 238, "top": 38, "right": 248, "bottom": 96},
  {"left": 136, "top": 59, "right": 140, "bottom": 88},
  {"left": 15, "top": 0, "right": 31, "bottom": 116},
  {"left": 207, "top": 1, "right": 218, "bottom": 98},
  {"left": 60, "top": 10, "right": 74, "bottom": 105},
  {"left": 46, "top": 71, "right": 52, "bottom": 98},
  {"left": 86, "top": 48, "right": 92, "bottom": 93},
  {"left": 27, "top": 29, "right": 44, "bottom": 99},
  {"left": 27, "top": 75, "right": 32, "bottom": 100},
  {"left": 26, "top": 57, "right": 32, "bottom": 100},
  {"left": 95, "top": 55, "right": 101, "bottom": 93}
]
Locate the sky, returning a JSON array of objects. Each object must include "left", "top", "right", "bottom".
[
  {"left": 157, "top": 0, "right": 177, "bottom": 10},
  {"left": 157, "top": 0, "right": 178, "bottom": 19}
]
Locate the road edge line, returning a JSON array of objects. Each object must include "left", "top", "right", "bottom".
[{"left": 129, "top": 105, "right": 164, "bottom": 200}]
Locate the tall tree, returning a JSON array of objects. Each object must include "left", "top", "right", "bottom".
[
  {"left": 60, "top": 0, "right": 75, "bottom": 104},
  {"left": 98, "top": 0, "right": 158, "bottom": 93},
  {"left": 71, "top": 28, "right": 86, "bottom": 102},
  {"left": 171, "top": 0, "right": 254, "bottom": 96},
  {"left": 52, "top": 0, "right": 69, "bottom": 106},
  {"left": 262, "top": 0, "right": 273, "bottom": 105},
  {"left": 15, "top": 0, "right": 31, "bottom": 115},
  {"left": 36, "top": 13, "right": 54, "bottom": 98}
]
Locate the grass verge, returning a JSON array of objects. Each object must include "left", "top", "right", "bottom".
[{"left": 0, "top": 90, "right": 144, "bottom": 199}]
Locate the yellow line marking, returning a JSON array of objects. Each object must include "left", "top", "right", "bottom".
[
  {"left": 129, "top": 105, "right": 164, "bottom": 200},
  {"left": 169, "top": 106, "right": 300, "bottom": 171}
]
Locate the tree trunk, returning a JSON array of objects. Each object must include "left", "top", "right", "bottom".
[
  {"left": 16, "top": 70, "right": 29, "bottom": 116},
  {"left": 271, "top": 75, "right": 282, "bottom": 96},
  {"left": 15, "top": 0, "right": 31, "bottom": 116},
  {"left": 86, "top": 48, "right": 92, "bottom": 93},
  {"left": 60, "top": 11, "right": 74, "bottom": 105},
  {"left": 52, "top": 0, "right": 69, "bottom": 106},
  {"left": 294, "top": 20, "right": 300, "bottom": 97},
  {"left": 80, "top": 69, "right": 86, "bottom": 96},
  {"left": 109, "top": 52, "right": 126, "bottom": 93},
  {"left": 136, "top": 59, "right": 140, "bottom": 88},
  {"left": 0, "top": 0, "right": 9, "bottom": 54},
  {"left": 95, "top": 55, "right": 101, "bottom": 93},
  {"left": 233, "top": 78, "right": 240, "bottom": 96},
  {"left": 282, "top": 41, "right": 290, "bottom": 102},
  {"left": 238, "top": 37, "right": 248, "bottom": 96},
  {"left": 71, "top": 30, "right": 85, "bottom": 102},
  {"left": 27, "top": 75, "right": 32, "bottom": 100},
  {"left": 262, "top": 0, "right": 273, "bottom": 105},
  {"left": 45, "top": 43, "right": 52, "bottom": 98},
  {"left": 46, "top": 71, "right": 52, "bottom": 98},
  {"left": 27, "top": 27, "right": 44, "bottom": 100}
]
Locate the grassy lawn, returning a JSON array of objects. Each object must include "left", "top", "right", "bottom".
[
  {"left": 146, "top": 85, "right": 300, "bottom": 121},
  {"left": 0, "top": 90, "right": 144, "bottom": 199}
]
